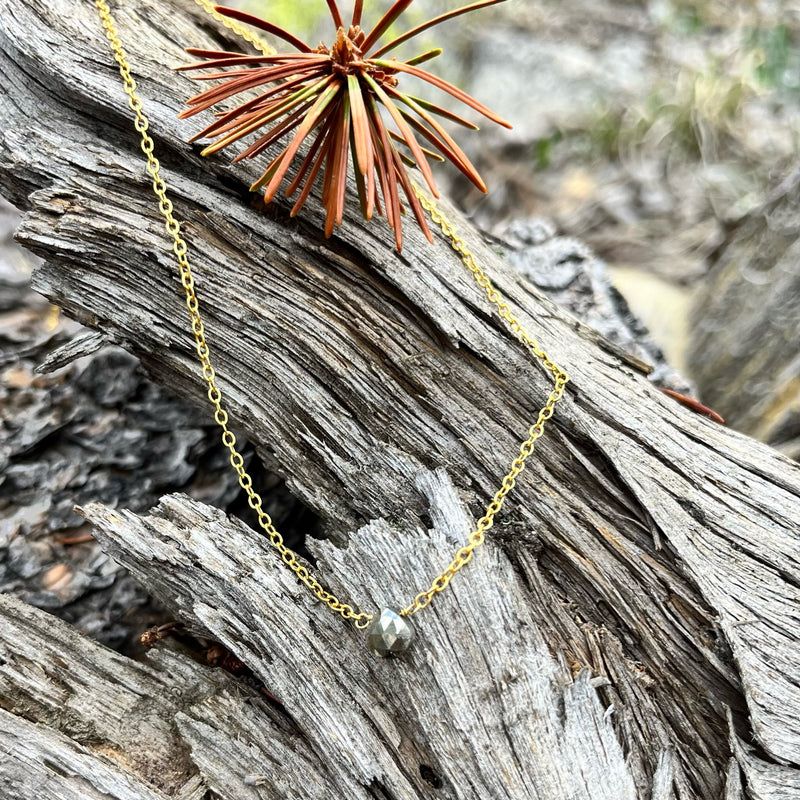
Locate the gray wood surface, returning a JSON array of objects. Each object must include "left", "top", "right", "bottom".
[
  {"left": 688, "top": 167, "right": 800, "bottom": 459},
  {"left": 0, "top": 594, "right": 342, "bottom": 800},
  {"left": 1, "top": 1, "right": 799, "bottom": 798}
]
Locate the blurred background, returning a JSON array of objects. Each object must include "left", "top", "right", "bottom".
[{"left": 1, "top": 0, "right": 798, "bottom": 652}]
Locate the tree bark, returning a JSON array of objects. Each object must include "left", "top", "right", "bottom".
[{"left": 1, "top": 1, "right": 799, "bottom": 799}]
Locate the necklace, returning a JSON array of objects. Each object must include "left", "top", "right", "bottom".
[{"left": 93, "top": 0, "right": 568, "bottom": 657}]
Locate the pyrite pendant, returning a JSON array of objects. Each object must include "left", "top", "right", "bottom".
[{"left": 365, "top": 608, "right": 415, "bottom": 657}]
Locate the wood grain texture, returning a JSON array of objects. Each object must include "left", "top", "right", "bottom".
[
  {"left": 688, "top": 167, "right": 800, "bottom": 458},
  {"left": 0, "top": 710, "right": 173, "bottom": 800},
  {"left": 1, "top": 0, "right": 799, "bottom": 798},
  {"left": 0, "top": 594, "right": 355, "bottom": 800},
  {"left": 79, "top": 487, "right": 640, "bottom": 800}
]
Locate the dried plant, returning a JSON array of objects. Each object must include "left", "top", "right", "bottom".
[{"left": 177, "top": 1, "right": 510, "bottom": 251}]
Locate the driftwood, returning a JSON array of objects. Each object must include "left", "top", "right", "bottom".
[
  {"left": 0, "top": 592, "right": 304, "bottom": 800},
  {"left": 0, "top": 197, "right": 308, "bottom": 654},
  {"left": 687, "top": 167, "right": 800, "bottom": 460},
  {"left": 1, "top": 1, "right": 800, "bottom": 798},
  {"left": 0, "top": 203, "right": 687, "bottom": 656}
]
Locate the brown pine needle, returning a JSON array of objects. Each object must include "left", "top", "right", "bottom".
[
  {"left": 178, "top": 0, "right": 510, "bottom": 250},
  {"left": 286, "top": 111, "right": 337, "bottom": 197},
  {"left": 263, "top": 82, "right": 343, "bottom": 202},
  {"left": 372, "top": 59, "right": 512, "bottom": 128},
  {"left": 361, "top": 0, "right": 416, "bottom": 54},
  {"left": 363, "top": 72, "right": 438, "bottom": 197},
  {"left": 347, "top": 74, "right": 372, "bottom": 176},
  {"left": 402, "top": 93, "right": 478, "bottom": 129},
  {"left": 370, "top": 0, "right": 507, "bottom": 58},
  {"left": 213, "top": 6, "right": 314, "bottom": 52},
  {"left": 389, "top": 130, "right": 445, "bottom": 162},
  {"left": 324, "top": 0, "right": 344, "bottom": 29}
]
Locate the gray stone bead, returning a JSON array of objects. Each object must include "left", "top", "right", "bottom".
[{"left": 365, "top": 608, "right": 415, "bottom": 657}]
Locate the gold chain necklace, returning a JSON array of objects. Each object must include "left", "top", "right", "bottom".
[{"left": 93, "top": 0, "right": 568, "bottom": 656}]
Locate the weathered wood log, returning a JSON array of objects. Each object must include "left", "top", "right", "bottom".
[
  {"left": 0, "top": 199, "right": 258, "bottom": 654},
  {"left": 0, "top": 203, "right": 687, "bottom": 656},
  {"left": 1, "top": 1, "right": 800, "bottom": 799},
  {"left": 687, "top": 167, "right": 800, "bottom": 460},
  {"left": 0, "top": 593, "right": 340, "bottom": 800},
  {"left": 81, "top": 483, "right": 645, "bottom": 800}
]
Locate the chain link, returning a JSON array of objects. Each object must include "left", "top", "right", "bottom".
[
  {"left": 93, "top": 0, "right": 568, "bottom": 627},
  {"left": 94, "top": 0, "right": 372, "bottom": 629},
  {"left": 191, "top": 0, "right": 272, "bottom": 54},
  {"left": 401, "top": 193, "right": 569, "bottom": 615}
]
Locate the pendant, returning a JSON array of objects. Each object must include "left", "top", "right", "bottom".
[{"left": 365, "top": 608, "right": 415, "bottom": 657}]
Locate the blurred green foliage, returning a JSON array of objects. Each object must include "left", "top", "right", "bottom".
[
  {"left": 243, "top": 0, "right": 327, "bottom": 43},
  {"left": 748, "top": 24, "right": 800, "bottom": 92},
  {"left": 539, "top": 14, "right": 798, "bottom": 167},
  {"left": 534, "top": 133, "right": 562, "bottom": 169},
  {"left": 669, "top": 4, "right": 705, "bottom": 35},
  {"left": 242, "top": 0, "right": 434, "bottom": 52}
]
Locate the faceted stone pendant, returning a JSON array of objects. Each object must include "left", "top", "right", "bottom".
[{"left": 365, "top": 608, "right": 415, "bottom": 657}]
